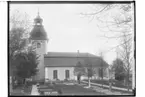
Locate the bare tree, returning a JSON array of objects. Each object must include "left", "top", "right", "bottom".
[
  {"left": 80, "top": 4, "right": 134, "bottom": 50},
  {"left": 99, "top": 51, "right": 104, "bottom": 88},
  {"left": 74, "top": 61, "right": 86, "bottom": 84},
  {"left": 84, "top": 56, "right": 93, "bottom": 88},
  {"left": 117, "top": 30, "right": 133, "bottom": 91},
  {"left": 80, "top": 4, "right": 134, "bottom": 35},
  {"left": 10, "top": 9, "right": 32, "bottom": 38},
  {"left": 80, "top": 3, "right": 135, "bottom": 91}
]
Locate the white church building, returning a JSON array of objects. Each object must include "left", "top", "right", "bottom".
[{"left": 29, "top": 13, "right": 109, "bottom": 82}]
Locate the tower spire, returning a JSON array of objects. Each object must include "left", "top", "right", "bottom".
[
  {"left": 38, "top": 8, "right": 40, "bottom": 16},
  {"left": 77, "top": 50, "right": 79, "bottom": 61}
]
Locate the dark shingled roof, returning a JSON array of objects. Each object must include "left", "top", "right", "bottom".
[
  {"left": 44, "top": 52, "right": 108, "bottom": 67},
  {"left": 44, "top": 52, "right": 97, "bottom": 58},
  {"left": 29, "top": 14, "right": 48, "bottom": 40},
  {"left": 30, "top": 25, "right": 48, "bottom": 40}
]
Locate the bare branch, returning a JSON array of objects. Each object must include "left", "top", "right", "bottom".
[
  {"left": 99, "top": 33, "right": 132, "bottom": 39},
  {"left": 103, "top": 37, "right": 132, "bottom": 54},
  {"left": 80, "top": 5, "right": 111, "bottom": 16}
]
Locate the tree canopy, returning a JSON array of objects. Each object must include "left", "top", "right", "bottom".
[
  {"left": 74, "top": 56, "right": 109, "bottom": 78},
  {"left": 9, "top": 10, "right": 31, "bottom": 70},
  {"left": 74, "top": 61, "right": 86, "bottom": 76},
  {"left": 9, "top": 27, "right": 28, "bottom": 77},
  {"left": 112, "top": 58, "right": 126, "bottom": 81},
  {"left": 9, "top": 10, "right": 38, "bottom": 84},
  {"left": 14, "top": 49, "right": 39, "bottom": 79}
]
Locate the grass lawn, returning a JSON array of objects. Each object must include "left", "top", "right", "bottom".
[
  {"left": 53, "top": 82, "right": 134, "bottom": 95},
  {"left": 84, "top": 79, "right": 132, "bottom": 89},
  {"left": 93, "top": 85, "right": 133, "bottom": 95},
  {"left": 23, "top": 85, "right": 32, "bottom": 95},
  {"left": 80, "top": 81, "right": 134, "bottom": 95},
  {"left": 38, "top": 81, "right": 105, "bottom": 95},
  {"left": 52, "top": 83, "right": 105, "bottom": 95},
  {"left": 10, "top": 84, "right": 32, "bottom": 95}
]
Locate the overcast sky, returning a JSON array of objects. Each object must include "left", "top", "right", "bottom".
[{"left": 10, "top": 4, "right": 124, "bottom": 64}]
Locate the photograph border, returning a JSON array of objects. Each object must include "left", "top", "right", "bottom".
[{"left": 8, "top": 1, "right": 136, "bottom": 96}]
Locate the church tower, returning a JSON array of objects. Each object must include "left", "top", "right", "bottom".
[{"left": 29, "top": 12, "right": 48, "bottom": 81}]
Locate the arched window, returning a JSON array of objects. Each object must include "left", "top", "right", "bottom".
[
  {"left": 53, "top": 70, "right": 58, "bottom": 79},
  {"left": 65, "top": 70, "right": 69, "bottom": 79},
  {"left": 37, "top": 42, "right": 41, "bottom": 48}
]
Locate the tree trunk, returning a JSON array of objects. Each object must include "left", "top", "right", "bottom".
[
  {"left": 102, "top": 69, "right": 103, "bottom": 88},
  {"left": 21, "top": 78, "right": 26, "bottom": 93},
  {"left": 102, "top": 80, "right": 103, "bottom": 88},
  {"left": 77, "top": 75, "right": 79, "bottom": 84},
  {"left": 109, "top": 82, "right": 112, "bottom": 91},
  {"left": 88, "top": 77, "right": 91, "bottom": 87},
  {"left": 127, "top": 61, "right": 130, "bottom": 92},
  {"left": 10, "top": 76, "right": 13, "bottom": 94},
  {"left": 127, "top": 70, "right": 130, "bottom": 91},
  {"left": 12, "top": 76, "right": 15, "bottom": 89},
  {"left": 23, "top": 78, "right": 26, "bottom": 87},
  {"left": 132, "top": 61, "right": 135, "bottom": 94},
  {"left": 78, "top": 75, "right": 81, "bottom": 84},
  {"left": 79, "top": 76, "right": 81, "bottom": 84}
]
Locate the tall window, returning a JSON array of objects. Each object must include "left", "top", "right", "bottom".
[
  {"left": 53, "top": 70, "right": 57, "bottom": 79},
  {"left": 37, "top": 42, "right": 41, "bottom": 48},
  {"left": 65, "top": 70, "right": 69, "bottom": 79}
]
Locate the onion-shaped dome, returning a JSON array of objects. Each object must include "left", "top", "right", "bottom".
[
  {"left": 34, "top": 14, "right": 43, "bottom": 25},
  {"left": 29, "top": 12, "right": 48, "bottom": 40}
]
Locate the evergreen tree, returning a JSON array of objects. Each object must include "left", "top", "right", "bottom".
[
  {"left": 112, "top": 58, "right": 126, "bottom": 81},
  {"left": 14, "top": 47, "right": 39, "bottom": 86}
]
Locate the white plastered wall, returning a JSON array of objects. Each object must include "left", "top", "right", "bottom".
[
  {"left": 45, "top": 67, "right": 75, "bottom": 80},
  {"left": 31, "top": 40, "right": 48, "bottom": 81}
]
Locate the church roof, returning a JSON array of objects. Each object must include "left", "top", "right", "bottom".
[
  {"left": 44, "top": 52, "right": 97, "bottom": 58},
  {"left": 44, "top": 52, "right": 108, "bottom": 67}
]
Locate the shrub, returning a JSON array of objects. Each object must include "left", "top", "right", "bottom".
[
  {"left": 115, "top": 73, "right": 126, "bottom": 81},
  {"left": 57, "top": 89, "right": 62, "bottom": 95}
]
